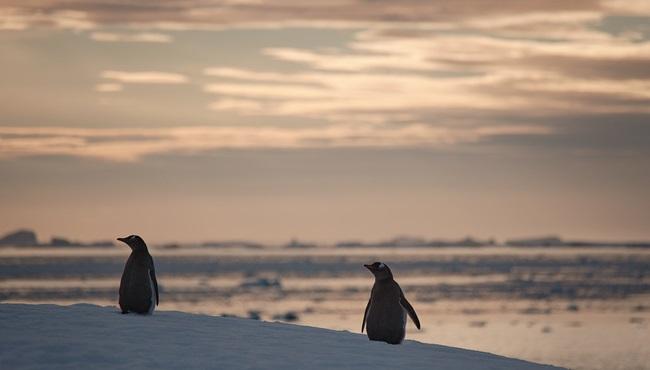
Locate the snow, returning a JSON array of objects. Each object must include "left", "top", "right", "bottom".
[{"left": 0, "top": 303, "right": 566, "bottom": 370}]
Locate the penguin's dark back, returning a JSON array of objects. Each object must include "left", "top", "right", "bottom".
[
  {"left": 119, "top": 251, "right": 154, "bottom": 313},
  {"left": 366, "top": 279, "right": 407, "bottom": 344},
  {"left": 371, "top": 279, "right": 401, "bottom": 303}
]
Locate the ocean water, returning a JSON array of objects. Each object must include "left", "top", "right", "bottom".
[{"left": 1, "top": 246, "right": 649, "bottom": 370}]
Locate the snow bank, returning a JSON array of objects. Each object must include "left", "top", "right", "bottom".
[{"left": 0, "top": 303, "right": 565, "bottom": 370}]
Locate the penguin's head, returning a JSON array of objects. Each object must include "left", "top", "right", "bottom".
[
  {"left": 364, "top": 262, "right": 393, "bottom": 280},
  {"left": 117, "top": 235, "right": 148, "bottom": 252}
]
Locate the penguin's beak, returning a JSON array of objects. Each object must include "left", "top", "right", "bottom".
[
  {"left": 116, "top": 237, "right": 127, "bottom": 243},
  {"left": 364, "top": 264, "right": 373, "bottom": 271}
]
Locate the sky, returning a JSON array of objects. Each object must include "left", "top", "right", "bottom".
[{"left": 0, "top": 1, "right": 649, "bottom": 243}]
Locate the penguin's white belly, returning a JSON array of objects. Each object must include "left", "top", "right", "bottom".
[{"left": 147, "top": 269, "right": 155, "bottom": 315}]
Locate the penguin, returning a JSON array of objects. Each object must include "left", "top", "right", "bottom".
[
  {"left": 362, "top": 262, "right": 420, "bottom": 344},
  {"left": 117, "top": 235, "right": 159, "bottom": 314}
]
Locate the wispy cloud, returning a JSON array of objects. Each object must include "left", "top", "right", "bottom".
[
  {"left": 0, "top": 8, "right": 95, "bottom": 31},
  {"left": 195, "top": 11, "right": 650, "bottom": 123},
  {"left": 2, "top": 0, "right": 649, "bottom": 35},
  {"left": 51, "top": 10, "right": 95, "bottom": 30},
  {"left": 265, "top": 32, "right": 650, "bottom": 73},
  {"left": 0, "top": 124, "right": 552, "bottom": 162},
  {"left": 94, "top": 83, "right": 123, "bottom": 92},
  {"left": 89, "top": 32, "right": 172, "bottom": 43},
  {"left": 2, "top": 0, "right": 649, "bottom": 163},
  {"left": 263, "top": 47, "right": 443, "bottom": 72},
  {"left": 208, "top": 99, "right": 264, "bottom": 111},
  {"left": 0, "top": 1, "right": 616, "bottom": 30},
  {"left": 0, "top": 8, "right": 28, "bottom": 30},
  {"left": 204, "top": 68, "right": 297, "bottom": 83},
  {"left": 100, "top": 70, "right": 188, "bottom": 84},
  {"left": 203, "top": 66, "right": 650, "bottom": 123},
  {"left": 603, "top": 0, "right": 650, "bottom": 14}
]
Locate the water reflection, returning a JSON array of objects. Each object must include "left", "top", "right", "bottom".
[{"left": 1, "top": 246, "right": 649, "bottom": 370}]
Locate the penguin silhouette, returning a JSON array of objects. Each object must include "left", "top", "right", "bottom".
[
  {"left": 362, "top": 262, "right": 420, "bottom": 344},
  {"left": 117, "top": 235, "right": 159, "bottom": 314}
]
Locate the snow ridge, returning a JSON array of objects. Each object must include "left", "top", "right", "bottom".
[{"left": 0, "top": 303, "right": 566, "bottom": 370}]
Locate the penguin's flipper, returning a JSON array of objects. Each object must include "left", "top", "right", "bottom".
[
  {"left": 399, "top": 291, "right": 421, "bottom": 329},
  {"left": 149, "top": 257, "right": 159, "bottom": 305},
  {"left": 361, "top": 298, "right": 371, "bottom": 333}
]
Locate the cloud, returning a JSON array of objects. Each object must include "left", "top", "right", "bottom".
[
  {"left": 208, "top": 99, "right": 265, "bottom": 112},
  {"left": 514, "top": 78, "right": 650, "bottom": 100},
  {"left": 89, "top": 32, "right": 172, "bottom": 43},
  {"left": 0, "top": 8, "right": 28, "bottom": 30},
  {"left": 195, "top": 13, "right": 649, "bottom": 123},
  {"left": 204, "top": 82, "right": 331, "bottom": 99},
  {"left": 0, "top": 1, "right": 608, "bottom": 30},
  {"left": 263, "top": 47, "right": 443, "bottom": 72},
  {"left": 204, "top": 67, "right": 299, "bottom": 83},
  {"left": 0, "top": 124, "right": 552, "bottom": 162},
  {"left": 602, "top": 0, "right": 650, "bottom": 15},
  {"left": 0, "top": 8, "right": 95, "bottom": 31},
  {"left": 462, "top": 11, "right": 603, "bottom": 30},
  {"left": 94, "top": 83, "right": 123, "bottom": 92},
  {"left": 50, "top": 10, "right": 95, "bottom": 30},
  {"left": 100, "top": 70, "right": 188, "bottom": 84},
  {"left": 203, "top": 66, "right": 650, "bottom": 122},
  {"left": 1, "top": 1, "right": 646, "bottom": 42},
  {"left": 2, "top": 0, "right": 648, "bottom": 164}
]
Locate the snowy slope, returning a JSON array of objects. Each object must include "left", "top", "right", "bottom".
[{"left": 0, "top": 304, "right": 566, "bottom": 370}]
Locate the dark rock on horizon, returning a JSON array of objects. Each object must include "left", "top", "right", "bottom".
[
  {"left": 284, "top": 239, "right": 317, "bottom": 249},
  {"left": 506, "top": 236, "right": 564, "bottom": 247},
  {"left": 202, "top": 241, "right": 264, "bottom": 249},
  {"left": 86, "top": 240, "right": 115, "bottom": 248},
  {"left": 0, "top": 229, "right": 38, "bottom": 246},
  {"left": 48, "top": 237, "right": 114, "bottom": 248},
  {"left": 336, "top": 235, "right": 495, "bottom": 248},
  {"left": 49, "top": 237, "right": 74, "bottom": 247}
]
